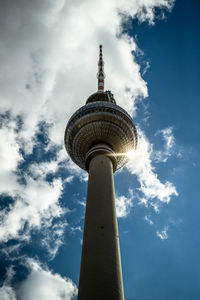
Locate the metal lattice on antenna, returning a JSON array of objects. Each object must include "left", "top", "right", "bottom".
[{"left": 97, "top": 45, "right": 105, "bottom": 91}]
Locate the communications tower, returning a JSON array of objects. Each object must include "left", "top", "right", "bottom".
[{"left": 64, "top": 45, "right": 137, "bottom": 300}]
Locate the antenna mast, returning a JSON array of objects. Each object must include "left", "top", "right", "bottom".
[{"left": 97, "top": 45, "right": 105, "bottom": 91}]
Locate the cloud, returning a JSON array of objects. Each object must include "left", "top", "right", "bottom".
[
  {"left": 126, "top": 129, "right": 178, "bottom": 206},
  {"left": 116, "top": 189, "right": 134, "bottom": 218},
  {"left": 0, "top": 267, "right": 16, "bottom": 300},
  {"left": 0, "top": 122, "right": 71, "bottom": 254},
  {"left": 41, "top": 220, "right": 68, "bottom": 260},
  {"left": 0, "top": 259, "right": 77, "bottom": 300},
  {"left": 17, "top": 259, "right": 77, "bottom": 300},
  {"left": 0, "top": 117, "right": 23, "bottom": 196},
  {"left": 156, "top": 226, "right": 169, "bottom": 240},
  {"left": 0, "top": 118, "right": 77, "bottom": 256},
  {"left": 0, "top": 286, "right": 16, "bottom": 300},
  {"left": 132, "top": 0, "right": 175, "bottom": 24},
  {"left": 0, "top": 0, "right": 175, "bottom": 150},
  {"left": 154, "top": 127, "right": 176, "bottom": 162},
  {"left": 0, "top": 176, "right": 63, "bottom": 242},
  {"left": 144, "top": 215, "right": 154, "bottom": 225}
]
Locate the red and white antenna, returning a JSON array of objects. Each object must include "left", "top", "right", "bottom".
[{"left": 97, "top": 45, "right": 105, "bottom": 91}]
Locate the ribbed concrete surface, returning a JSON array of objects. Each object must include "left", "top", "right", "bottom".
[{"left": 78, "top": 154, "right": 124, "bottom": 300}]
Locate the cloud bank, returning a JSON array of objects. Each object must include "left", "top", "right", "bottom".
[
  {"left": 127, "top": 129, "right": 178, "bottom": 209},
  {"left": 18, "top": 259, "right": 77, "bottom": 300},
  {"left": 0, "top": 259, "right": 77, "bottom": 300}
]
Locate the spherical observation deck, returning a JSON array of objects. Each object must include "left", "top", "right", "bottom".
[{"left": 64, "top": 91, "right": 137, "bottom": 172}]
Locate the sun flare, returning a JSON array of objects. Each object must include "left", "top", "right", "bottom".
[{"left": 127, "top": 150, "right": 135, "bottom": 158}]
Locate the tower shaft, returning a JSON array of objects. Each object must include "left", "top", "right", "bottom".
[{"left": 78, "top": 151, "right": 124, "bottom": 300}]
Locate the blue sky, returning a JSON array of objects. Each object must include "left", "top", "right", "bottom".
[{"left": 0, "top": 0, "right": 200, "bottom": 299}]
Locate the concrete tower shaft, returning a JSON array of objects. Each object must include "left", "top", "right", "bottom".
[{"left": 78, "top": 151, "right": 124, "bottom": 299}]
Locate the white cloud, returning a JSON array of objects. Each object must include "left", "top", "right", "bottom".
[
  {"left": 0, "top": 267, "right": 16, "bottom": 300},
  {"left": 0, "top": 0, "right": 174, "bottom": 150},
  {"left": 156, "top": 226, "right": 168, "bottom": 240},
  {"left": 0, "top": 259, "right": 77, "bottom": 300},
  {"left": 138, "top": 197, "right": 149, "bottom": 208},
  {"left": 70, "top": 226, "right": 82, "bottom": 235},
  {"left": 0, "top": 123, "right": 22, "bottom": 173},
  {"left": 65, "top": 159, "right": 88, "bottom": 182},
  {"left": 130, "top": 0, "right": 175, "bottom": 24},
  {"left": 18, "top": 259, "right": 77, "bottom": 300},
  {"left": 0, "top": 176, "right": 64, "bottom": 243},
  {"left": 150, "top": 201, "right": 160, "bottom": 213},
  {"left": 0, "top": 121, "right": 72, "bottom": 254},
  {"left": 64, "top": 176, "right": 74, "bottom": 184},
  {"left": 144, "top": 215, "right": 154, "bottom": 225},
  {"left": 0, "top": 122, "right": 74, "bottom": 254},
  {"left": 1, "top": 244, "right": 22, "bottom": 260},
  {"left": 41, "top": 220, "right": 68, "bottom": 260},
  {"left": 0, "top": 286, "right": 16, "bottom": 300},
  {"left": 162, "top": 127, "right": 175, "bottom": 152},
  {"left": 29, "top": 161, "right": 59, "bottom": 178},
  {"left": 154, "top": 127, "right": 176, "bottom": 162},
  {"left": 116, "top": 189, "right": 134, "bottom": 218},
  {"left": 0, "top": 120, "right": 23, "bottom": 196},
  {"left": 126, "top": 129, "right": 178, "bottom": 204}
]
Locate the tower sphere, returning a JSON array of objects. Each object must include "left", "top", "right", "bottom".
[{"left": 64, "top": 90, "right": 137, "bottom": 172}]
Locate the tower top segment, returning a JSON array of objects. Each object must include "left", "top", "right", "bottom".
[
  {"left": 64, "top": 45, "right": 137, "bottom": 172},
  {"left": 97, "top": 45, "right": 105, "bottom": 91}
]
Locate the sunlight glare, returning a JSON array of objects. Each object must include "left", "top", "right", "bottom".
[{"left": 127, "top": 149, "right": 135, "bottom": 158}]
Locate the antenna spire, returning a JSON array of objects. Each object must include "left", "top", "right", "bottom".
[{"left": 97, "top": 45, "right": 105, "bottom": 91}]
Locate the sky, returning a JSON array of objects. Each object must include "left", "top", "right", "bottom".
[{"left": 0, "top": 0, "right": 199, "bottom": 299}]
